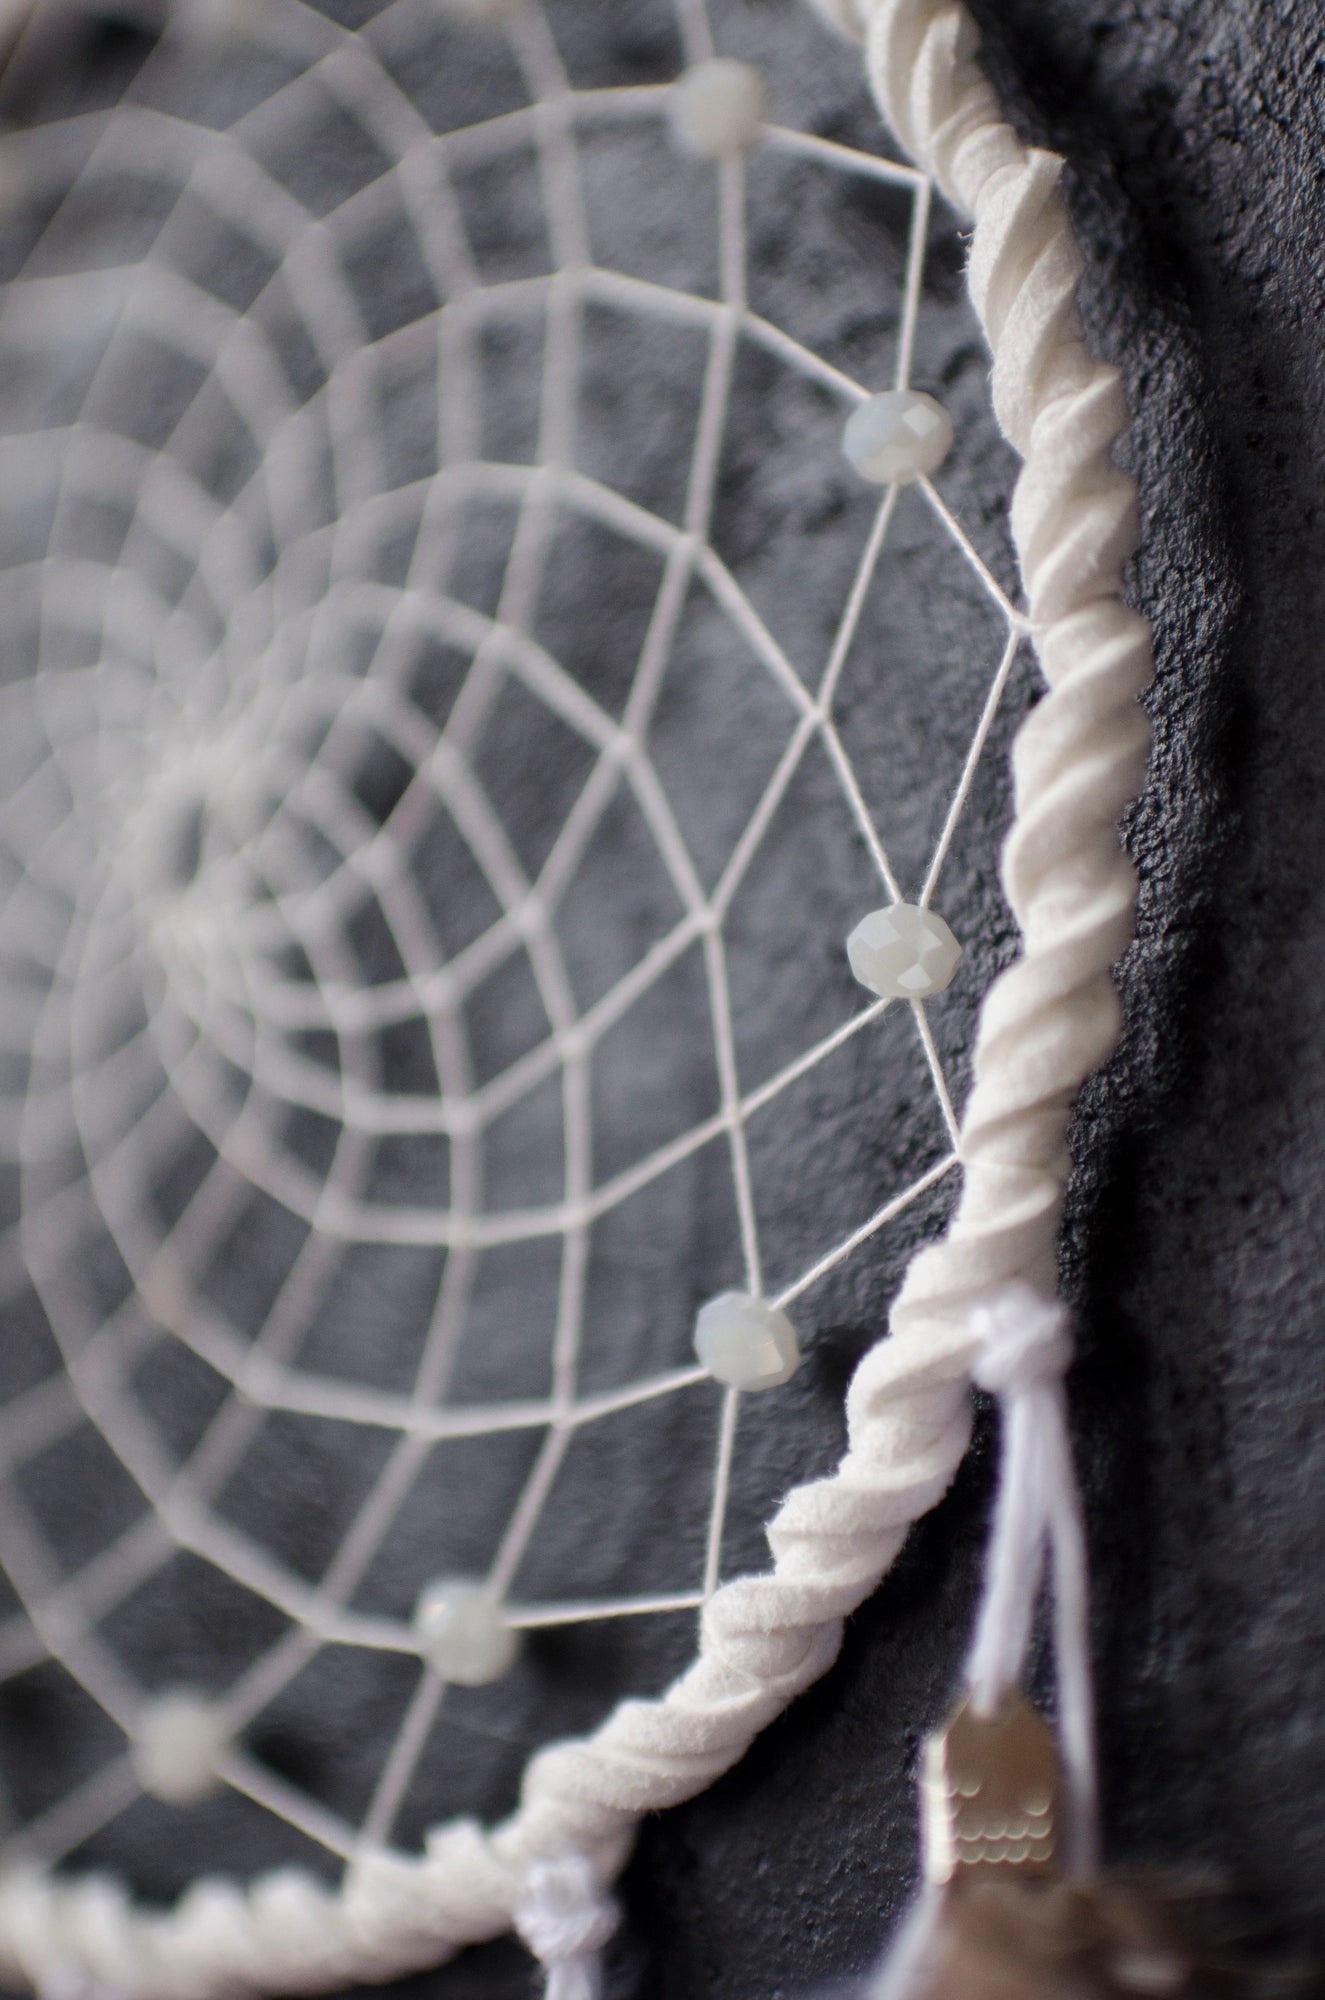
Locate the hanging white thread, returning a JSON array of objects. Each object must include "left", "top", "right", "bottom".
[
  {"left": 868, "top": 1882, "right": 946, "bottom": 2000},
  {"left": 0, "top": 0, "right": 1154, "bottom": 1990},
  {"left": 965, "top": 1282, "right": 1098, "bottom": 1874},
  {"left": 514, "top": 1857, "right": 620, "bottom": 2000},
  {"left": 867, "top": 1283, "right": 1096, "bottom": 2000}
]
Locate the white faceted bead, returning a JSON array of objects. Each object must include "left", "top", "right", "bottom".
[
  {"left": 842, "top": 390, "right": 954, "bottom": 485},
  {"left": 132, "top": 1690, "right": 229, "bottom": 1805},
  {"left": 847, "top": 902, "right": 962, "bottom": 1000},
  {"left": 670, "top": 59, "right": 768, "bottom": 158},
  {"left": 694, "top": 1293, "right": 799, "bottom": 1390},
  {"left": 414, "top": 1577, "right": 519, "bottom": 1685}
]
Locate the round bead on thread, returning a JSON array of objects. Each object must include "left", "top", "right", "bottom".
[
  {"left": 847, "top": 903, "right": 962, "bottom": 1001},
  {"left": 843, "top": 389, "right": 954, "bottom": 485},
  {"left": 132, "top": 1689, "right": 229, "bottom": 1805},
  {"left": 694, "top": 1293, "right": 799, "bottom": 1390},
  {"left": 414, "top": 1577, "right": 519, "bottom": 1685},
  {"left": 670, "top": 59, "right": 768, "bottom": 158}
]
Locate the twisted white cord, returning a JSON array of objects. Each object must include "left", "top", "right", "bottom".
[{"left": 0, "top": 0, "right": 1153, "bottom": 1991}]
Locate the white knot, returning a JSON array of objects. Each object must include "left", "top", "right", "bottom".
[
  {"left": 970, "top": 1280, "right": 1071, "bottom": 1398},
  {"left": 963, "top": 1280, "right": 1098, "bottom": 1876},
  {"left": 515, "top": 1855, "right": 619, "bottom": 2000}
]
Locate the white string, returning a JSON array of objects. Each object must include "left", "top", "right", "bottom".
[
  {"left": 514, "top": 1855, "right": 619, "bottom": 2000},
  {"left": 0, "top": 0, "right": 1156, "bottom": 1988},
  {"left": 966, "top": 1282, "right": 1098, "bottom": 1875},
  {"left": 866, "top": 1283, "right": 1096, "bottom": 2000},
  {"left": 868, "top": 1883, "right": 943, "bottom": 2000}
]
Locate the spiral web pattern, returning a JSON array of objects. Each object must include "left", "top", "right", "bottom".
[{"left": 0, "top": 0, "right": 1029, "bottom": 1909}]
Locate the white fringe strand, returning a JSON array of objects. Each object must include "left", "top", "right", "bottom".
[
  {"left": 866, "top": 1283, "right": 1099, "bottom": 2000},
  {"left": 966, "top": 1284, "right": 1098, "bottom": 1876},
  {"left": 514, "top": 1856, "right": 620, "bottom": 2000},
  {"left": 0, "top": 0, "right": 1153, "bottom": 1989}
]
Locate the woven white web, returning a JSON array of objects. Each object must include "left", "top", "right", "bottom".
[{"left": 0, "top": 0, "right": 1028, "bottom": 1898}]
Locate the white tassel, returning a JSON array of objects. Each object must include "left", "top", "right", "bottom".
[
  {"left": 869, "top": 1885, "right": 946, "bottom": 2000},
  {"left": 514, "top": 1855, "right": 620, "bottom": 2000},
  {"left": 965, "top": 1282, "right": 1098, "bottom": 1873},
  {"left": 870, "top": 1281, "right": 1099, "bottom": 1999}
]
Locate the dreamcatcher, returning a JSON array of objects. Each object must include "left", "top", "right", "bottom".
[{"left": 0, "top": 0, "right": 1166, "bottom": 1993}]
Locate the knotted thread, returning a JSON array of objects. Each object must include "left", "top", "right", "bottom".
[
  {"left": 514, "top": 1857, "right": 620, "bottom": 2000},
  {"left": 964, "top": 1281, "right": 1097, "bottom": 1874},
  {"left": 869, "top": 1284, "right": 1097, "bottom": 2000}
]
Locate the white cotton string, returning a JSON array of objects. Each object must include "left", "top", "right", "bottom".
[
  {"left": 866, "top": 1284, "right": 1096, "bottom": 2000},
  {"left": 965, "top": 1281, "right": 1098, "bottom": 1874},
  {"left": 514, "top": 1856, "right": 620, "bottom": 2000},
  {"left": 868, "top": 1883, "right": 945, "bottom": 2000}
]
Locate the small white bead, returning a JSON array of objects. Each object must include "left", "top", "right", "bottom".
[
  {"left": 694, "top": 1293, "right": 799, "bottom": 1390},
  {"left": 414, "top": 1577, "right": 519, "bottom": 1685},
  {"left": 132, "top": 1690, "right": 229, "bottom": 1805},
  {"left": 847, "top": 903, "right": 962, "bottom": 1000},
  {"left": 670, "top": 59, "right": 768, "bottom": 158},
  {"left": 842, "top": 390, "right": 954, "bottom": 485}
]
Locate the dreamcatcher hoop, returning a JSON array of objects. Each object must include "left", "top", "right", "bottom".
[{"left": 0, "top": 0, "right": 1153, "bottom": 1992}]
